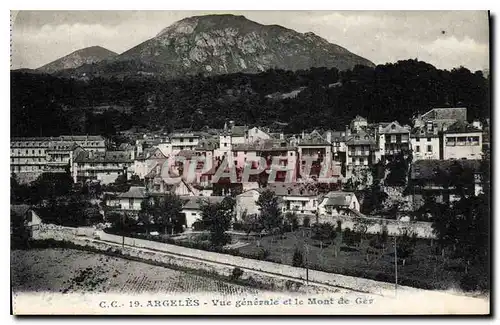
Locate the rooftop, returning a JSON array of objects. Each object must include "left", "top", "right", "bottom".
[
  {"left": 421, "top": 107, "right": 467, "bottom": 122},
  {"left": 117, "top": 186, "right": 147, "bottom": 199},
  {"left": 74, "top": 150, "right": 133, "bottom": 163},
  {"left": 410, "top": 159, "right": 481, "bottom": 181},
  {"left": 445, "top": 121, "right": 482, "bottom": 134}
]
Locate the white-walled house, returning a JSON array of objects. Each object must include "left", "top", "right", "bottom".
[
  {"left": 410, "top": 124, "right": 441, "bottom": 161},
  {"left": 116, "top": 186, "right": 147, "bottom": 211},
  {"left": 235, "top": 189, "right": 261, "bottom": 221},
  {"left": 317, "top": 192, "right": 360, "bottom": 217},
  {"left": 246, "top": 127, "right": 271, "bottom": 143},
  {"left": 443, "top": 121, "right": 483, "bottom": 160},
  {"left": 181, "top": 196, "right": 225, "bottom": 228}
]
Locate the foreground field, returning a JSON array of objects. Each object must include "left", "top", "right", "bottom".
[{"left": 11, "top": 248, "right": 263, "bottom": 295}]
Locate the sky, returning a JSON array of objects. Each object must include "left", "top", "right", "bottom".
[{"left": 11, "top": 10, "right": 490, "bottom": 72}]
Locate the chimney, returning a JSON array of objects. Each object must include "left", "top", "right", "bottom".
[
  {"left": 326, "top": 131, "right": 332, "bottom": 143},
  {"left": 279, "top": 133, "right": 284, "bottom": 140},
  {"left": 345, "top": 125, "right": 351, "bottom": 137},
  {"left": 302, "top": 131, "right": 305, "bottom": 139}
]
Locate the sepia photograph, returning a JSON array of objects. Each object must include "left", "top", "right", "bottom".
[{"left": 9, "top": 9, "right": 491, "bottom": 315}]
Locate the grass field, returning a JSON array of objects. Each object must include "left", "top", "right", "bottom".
[
  {"left": 11, "top": 248, "right": 264, "bottom": 295},
  {"left": 235, "top": 230, "right": 464, "bottom": 290}
]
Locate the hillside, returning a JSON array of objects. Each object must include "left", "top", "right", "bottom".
[
  {"left": 62, "top": 14, "right": 374, "bottom": 79},
  {"left": 11, "top": 60, "right": 489, "bottom": 138},
  {"left": 37, "top": 46, "right": 118, "bottom": 73}
]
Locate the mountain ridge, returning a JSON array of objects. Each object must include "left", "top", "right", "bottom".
[
  {"left": 59, "top": 14, "right": 374, "bottom": 78},
  {"left": 37, "top": 46, "right": 118, "bottom": 73}
]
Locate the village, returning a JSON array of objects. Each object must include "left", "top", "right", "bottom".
[{"left": 10, "top": 105, "right": 490, "bottom": 294}]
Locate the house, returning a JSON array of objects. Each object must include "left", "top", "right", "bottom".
[
  {"left": 266, "top": 183, "right": 319, "bottom": 216},
  {"left": 11, "top": 204, "right": 42, "bottom": 229},
  {"left": 115, "top": 186, "right": 147, "bottom": 211},
  {"left": 317, "top": 191, "right": 360, "bottom": 222},
  {"left": 235, "top": 189, "right": 262, "bottom": 221},
  {"left": 443, "top": 121, "right": 483, "bottom": 160},
  {"left": 133, "top": 147, "right": 168, "bottom": 179},
  {"left": 73, "top": 150, "right": 134, "bottom": 184},
  {"left": 375, "top": 121, "right": 411, "bottom": 162},
  {"left": 409, "top": 159, "right": 482, "bottom": 209},
  {"left": 345, "top": 130, "right": 376, "bottom": 178},
  {"left": 169, "top": 132, "right": 200, "bottom": 153},
  {"left": 415, "top": 107, "right": 467, "bottom": 132},
  {"left": 246, "top": 126, "right": 271, "bottom": 143},
  {"left": 410, "top": 124, "right": 441, "bottom": 161},
  {"left": 181, "top": 196, "right": 225, "bottom": 229},
  {"left": 350, "top": 115, "right": 368, "bottom": 132},
  {"left": 298, "top": 130, "right": 332, "bottom": 178}
]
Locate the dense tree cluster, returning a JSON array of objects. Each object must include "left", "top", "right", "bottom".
[{"left": 11, "top": 59, "right": 489, "bottom": 137}]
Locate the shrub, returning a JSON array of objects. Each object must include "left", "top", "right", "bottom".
[
  {"left": 231, "top": 267, "right": 244, "bottom": 280},
  {"left": 303, "top": 216, "right": 311, "bottom": 228},
  {"left": 292, "top": 248, "right": 304, "bottom": 267}
]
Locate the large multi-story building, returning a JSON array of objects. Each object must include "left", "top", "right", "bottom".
[
  {"left": 345, "top": 130, "right": 376, "bottom": 179},
  {"left": 297, "top": 130, "right": 332, "bottom": 178},
  {"left": 443, "top": 121, "right": 483, "bottom": 160},
  {"left": 375, "top": 121, "right": 411, "bottom": 162},
  {"left": 410, "top": 122, "right": 441, "bottom": 161},
  {"left": 169, "top": 133, "right": 200, "bottom": 153},
  {"left": 10, "top": 137, "right": 85, "bottom": 183},
  {"left": 73, "top": 150, "right": 134, "bottom": 184}
]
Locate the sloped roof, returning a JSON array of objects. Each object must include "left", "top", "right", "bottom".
[
  {"left": 422, "top": 107, "right": 467, "bottom": 122},
  {"left": 47, "top": 141, "right": 79, "bottom": 151},
  {"left": 299, "top": 131, "right": 329, "bottom": 146},
  {"left": 346, "top": 130, "right": 376, "bottom": 146},
  {"left": 11, "top": 204, "right": 31, "bottom": 216},
  {"left": 181, "top": 196, "right": 225, "bottom": 210},
  {"left": 379, "top": 121, "right": 411, "bottom": 134},
  {"left": 74, "top": 150, "right": 133, "bottom": 163},
  {"left": 60, "top": 135, "right": 105, "bottom": 142},
  {"left": 410, "top": 159, "right": 481, "bottom": 181},
  {"left": 233, "top": 139, "right": 294, "bottom": 151},
  {"left": 177, "top": 150, "right": 198, "bottom": 159},
  {"left": 321, "top": 191, "right": 355, "bottom": 207},
  {"left": 410, "top": 125, "right": 439, "bottom": 137},
  {"left": 231, "top": 125, "right": 248, "bottom": 137},
  {"left": 117, "top": 186, "right": 147, "bottom": 199},
  {"left": 264, "top": 183, "right": 318, "bottom": 197},
  {"left": 352, "top": 115, "right": 367, "bottom": 122},
  {"left": 445, "top": 121, "right": 482, "bottom": 133}
]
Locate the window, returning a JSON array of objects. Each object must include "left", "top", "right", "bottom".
[
  {"left": 129, "top": 198, "right": 134, "bottom": 207},
  {"left": 189, "top": 139, "right": 193, "bottom": 143},
  {"left": 427, "top": 145, "right": 432, "bottom": 153},
  {"left": 179, "top": 139, "right": 184, "bottom": 143},
  {"left": 191, "top": 212, "right": 197, "bottom": 216},
  {"left": 415, "top": 146, "right": 420, "bottom": 153},
  {"left": 390, "top": 135, "right": 396, "bottom": 143},
  {"left": 359, "top": 157, "right": 365, "bottom": 165},
  {"left": 427, "top": 137, "right": 432, "bottom": 142},
  {"left": 289, "top": 152, "right": 294, "bottom": 156},
  {"left": 233, "top": 152, "right": 237, "bottom": 157},
  {"left": 224, "top": 143, "right": 227, "bottom": 147},
  {"left": 32, "top": 150, "right": 35, "bottom": 154},
  {"left": 301, "top": 201, "right": 306, "bottom": 207}
]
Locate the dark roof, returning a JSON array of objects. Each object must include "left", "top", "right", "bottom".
[
  {"left": 117, "top": 186, "right": 147, "bottom": 199},
  {"left": 232, "top": 139, "right": 295, "bottom": 151},
  {"left": 410, "top": 159, "right": 481, "bottom": 181},
  {"left": 11, "top": 204, "right": 31, "bottom": 216},
  {"left": 321, "top": 191, "right": 356, "bottom": 207},
  {"left": 177, "top": 150, "right": 198, "bottom": 159},
  {"left": 346, "top": 130, "right": 376, "bottom": 146},
  {"left": 181, "top": 196, "right": 225, "bottom": 210},
  {"left": 410, "top": 126, "right": 439, "bottom": 137},
  {"left": 47, "top": 141, "right": 79, "bottom": 151},
  {"left": 379, "top": 121, "right": 411, "bottom": 134},
  {"left": 422, "top": 107, "right": 467, "bottom": 122},
  {"left": 352, "top": 115, "right": 367, "bottom": 122},
  {"left": 299, "top": 130, "right": 329, "bottom": 146},
  {"left": 445, "top": 121, "right": 482, "bottom": 133},
  {"left": 264, "top": 183, "right": 318, "bottom": 196},
  {"left": 74, "top": 151, "right": 133, "bottom": 163},
  {"left": 230, "top": 125, "right": 247, "bottom": 137},
  {"left": 60, "top": 135, "right": 105, "bottom": 142},
  {"left": 326, "top": 130, "right": 347, "bottom": 142}
]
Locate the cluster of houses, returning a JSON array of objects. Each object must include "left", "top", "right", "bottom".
[{"left": 11, "top": 107, "right": 489, "bottom": 230}]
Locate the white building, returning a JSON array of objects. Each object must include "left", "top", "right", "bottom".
[
  {"left": 443, "top": 121, "right": 483, "bottom": 160},
  {"left": 410, "top": 123, "right": 441, "bottom": 161},
  {"left": 376, "top": 121, "right": 411, "bottom": 162},
  {"left": 169, "top": 133, "right": 200, "bottom": 153}
]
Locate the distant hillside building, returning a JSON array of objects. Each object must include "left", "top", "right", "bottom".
[
  {"left": 375, "top": 121, "right": 411, "bottom": 162},
  {"left": 443, "top": 121, "right": 483, "bottom": 160}
]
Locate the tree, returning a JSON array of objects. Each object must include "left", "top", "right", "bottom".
[
  {"left": 312, "top": 222, "right": 336, "bottom": 248},
  {"left": 361, "top": 182, "right": 388, "bottom": 215},
  {"left": 156, "top": 193, "right": 184, "bottom": 235},
  {"left": 200, "top": 197, "right": 234, "bottom": 247},
  {"left": 256, "top": 189, "right": 283, "bottom": 231},
  {"left": 396, "top": 228, "right": 417, "bottom": 266},
  {"left": 292, "top": 247, "right": 304, "bottom": 267},
  {"left": 30, "top": 172, "right": 74, "bottom": 204},
  {"left": 284, "top": 212, "right": 299, "bottom": 232},
  {"left": 138, "top": 199, "right": 154, "bottom": 234}
]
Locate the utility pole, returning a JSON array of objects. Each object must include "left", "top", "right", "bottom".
[{"left": 394, "top": 235, "right": 398, "bottom": 297}]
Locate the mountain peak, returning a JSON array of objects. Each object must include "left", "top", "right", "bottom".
[
  {"left": 65, "top": 14, "right": 375, "bottom": 78},
  {"left": 37, "top": 46, "right": 117, "bottom": 73}
]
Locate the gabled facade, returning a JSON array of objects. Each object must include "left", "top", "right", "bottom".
[{"left": 376, "top": 121, "right": 411, "bottom": 162}]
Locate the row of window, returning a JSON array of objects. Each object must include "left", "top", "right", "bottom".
[
  {"left": 414, "top": 145, "right": 433, "bottom": 153},
  {"left": 414, "top": 137, "right": 433, "bottom": 142},
  {"left": 11, "top": 149, "right": 45, "bottom": 155},
  {"left": 445, "top": 136, "right": 480, "bottom": 146}
]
